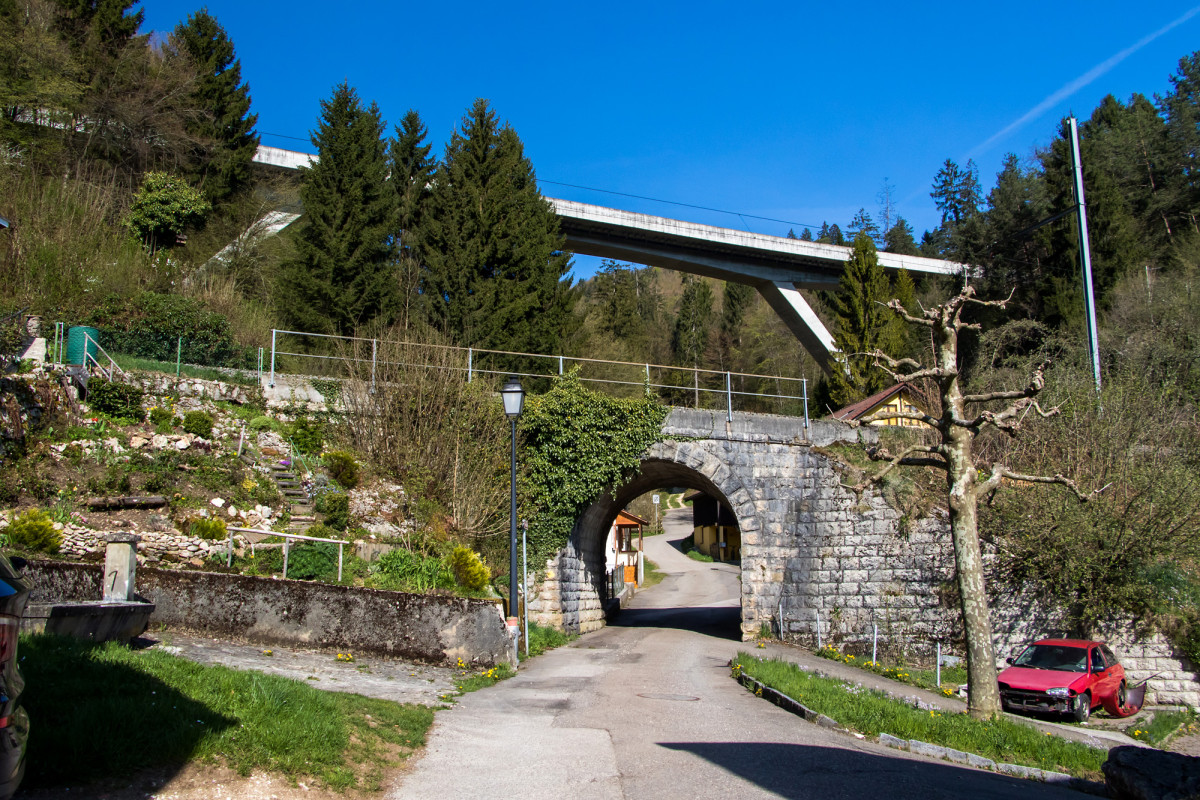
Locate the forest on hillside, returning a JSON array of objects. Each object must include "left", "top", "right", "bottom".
[{"left": 5, "top": 1, "right": 1200, "bottom": 651}]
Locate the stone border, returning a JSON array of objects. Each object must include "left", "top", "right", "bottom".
[{"left": 734, "top": 666, "right": 1106, "bottom": 795}]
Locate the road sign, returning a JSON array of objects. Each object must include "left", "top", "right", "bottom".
[{"left": 652, "top": 494, "right": 660, "bottom": 505}]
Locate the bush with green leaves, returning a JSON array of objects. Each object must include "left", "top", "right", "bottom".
[
  {"left": 323, "top": 450, "right": 360, "bottom": 489},
  {"left": 181, "top": 411, "right": 214, "bottom": 438},
  {"left": 86, "top": 292, "right": 245, "bottom": 368},
  {"left": 289, "top": 417, "right": 324, "bottom": 455},
  {"left": 317, "top": 492, "right": 349, "bottom": 531},
  {"left": 148, "top": 406, "right": 175, "bottom": 427},
  {"left": 448, "top": 546, "right": 489, "bottom": 591},
  {"left": 284, "top": 542, "right": 339, "bottom": 581},
  {"left": 87, "top": 379, "right": 144, "bottom": 421},
  {"left": 373, "top": 548, "right": 453, "bottom": 592},
  {"left": 125, "top": 172, "right": 211, "bottom": 249},
  {"left": 4, "top": 509, "right": 61, "bottom": 554},
  {"left": 190, "top": 517, "right": 227, "bottom": 541},
  {"left": 249, "top": 415, "right": 275, "bottom": 432}
]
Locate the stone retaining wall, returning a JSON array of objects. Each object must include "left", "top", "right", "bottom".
[
  {"left": 127, "top": 373, "right": 262, "bottom": 406},
  {"left": 24, "top": 561, "right": 512, "bottom": 667},
  {"left": 57, "top": 525, "right": 227, "bottom": 563}
]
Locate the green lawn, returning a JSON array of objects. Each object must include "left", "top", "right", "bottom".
[
  {"left": 735, "top": 653, "right": 1106, "bottom": 780},
  {"left": 111, "top": 353, "right": 260, "bottom": 386},
  {"left": 19, "top": 635, "right": 433, "bottom": 792}
]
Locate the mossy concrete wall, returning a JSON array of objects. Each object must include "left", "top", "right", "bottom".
[{"left": 24, "top": 561, "right": 511, "bottom": 667}]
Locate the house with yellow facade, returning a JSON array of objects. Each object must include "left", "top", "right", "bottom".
[
  {"left": 831, "top": 384, "right": 929, "bottom": 428},
  {"left": 683, "top": 492, "right": 741, "bottom": 562}
]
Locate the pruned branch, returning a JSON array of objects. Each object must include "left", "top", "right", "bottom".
[
  {"left": 841, "top": 443, "right": 947, "bottom": 496},
  {"left": 855, "top": 407, "right": 940, "bottom": 428},
  {"left": 972, "top": 463, "right": 1105, "bottom": 503},
  {"left": 963, "top": 359, "right": 1050, "bottom": 405}
]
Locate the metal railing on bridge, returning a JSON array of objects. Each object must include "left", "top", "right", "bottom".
[{"left": 266, "top": 328, "right": 810, "bottom": 425}]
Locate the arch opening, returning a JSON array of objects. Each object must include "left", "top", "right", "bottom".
[{"left": 554, "top": 454, "right": 755, "bottom": 640}]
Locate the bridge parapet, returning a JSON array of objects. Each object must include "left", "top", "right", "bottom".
[{"left": 662, "top": 408, "right": 873, "bottom": 448}]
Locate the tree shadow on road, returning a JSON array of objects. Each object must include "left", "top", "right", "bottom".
[{"left": 657, "top": 742, "right": 1085, "bottom": 799}]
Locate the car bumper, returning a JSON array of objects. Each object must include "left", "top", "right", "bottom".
[{"left": 1000, "top": 690, "right": 1072, "bottom": 715}]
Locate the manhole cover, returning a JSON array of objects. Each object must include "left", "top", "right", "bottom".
[{"left": 637, "top": 692, "right": 700, "bottom": 701}]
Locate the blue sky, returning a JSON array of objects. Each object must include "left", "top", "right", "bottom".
[{"left": 142, "top": 1, "right": 1200, "bottom": 277}]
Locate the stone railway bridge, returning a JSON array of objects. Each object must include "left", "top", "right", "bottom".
[{"left": 531, "top": 408, "right": 956, "bottom": 649}]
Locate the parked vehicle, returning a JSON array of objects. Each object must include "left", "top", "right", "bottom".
[
  {"left": 0, "top": 556, "right": 29, "bottom": 800},
  {"left": 997, "top": 638, "right": 1125, "bottom": 722}
]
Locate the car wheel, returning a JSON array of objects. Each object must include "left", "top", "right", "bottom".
[
  {"left": 1072, "top": 692, "right": 1091, "bottom": 723},
  {"left": 1117, "top": 681, "right": 1127, "bottom": 708}
]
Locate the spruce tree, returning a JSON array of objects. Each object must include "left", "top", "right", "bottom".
[
  {"left": 847, "top": 208, "right": 880, "bottom": 245},
  {"left": 388, "top": 109, "right": 436, "bottom": 327},
  {"left": 421, "top": 99, "right": 572, "bottom": 353},
  {"left": 281, "top": 83, "right": 394, "bottom": 335},
  {"left": 827, "top": 232, "right": 903, "bottom": 406},
  {"left": 719, "top": 281, "right": 753, "bottom": 367},
  {"left": 672, "top": 275, "right": 714, "bottom": 369},
  {"left": 171, "top": 9, "right": 258, "bottom": 205},
  {"left": 883, "top": 217, "right": 919, "bottom": 255}
]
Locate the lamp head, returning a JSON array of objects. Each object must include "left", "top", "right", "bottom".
[{"left": 501, "top": 376, "right": 525, "bottom": 418}]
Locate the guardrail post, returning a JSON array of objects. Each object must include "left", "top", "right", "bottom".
[
  {"left": 338, "top": 542, "right": 344, "bottom": 582},
  {"left": 645, "top": 363, "right": 650, "bottom": 383},
  {"left": 370, "top": 339, "right": 377, "bottom": 394},
  {"left": 467, "top": 348, "right": 473, "bottom": 383},
  {"left": 257, "top": 347, "right": 263, "bottom": 384},
  {"left": 227, "top": 527, "right": 234, "bottom": 567},
  {"left": 282, "top": 538, "right": 289, "bottom": 579},
  {"left": 802, "top": 378, "right": 810, "bottom": 430},
  {"left": 175, "top": 336, "right": 182, "bottom": 377},
  {"left": 726, "top": 371, "right": 733, "bottom": 422},
  {"left": 558, "top": 355, "right": 563, "bottom": 376},
  {"left": 693, "top": 369, "right": 699, "bottom": 408},
  {"left": 269, "top": 330, "right": 276, "bottom": 388}
]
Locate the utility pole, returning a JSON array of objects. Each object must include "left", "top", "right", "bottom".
[{"left": 1068, "top": 116, "right": 1102, "bottom": 394}]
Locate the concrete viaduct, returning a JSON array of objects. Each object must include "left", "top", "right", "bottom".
[{"left": 253, "top": 145, "right": 964, "bottom": 370}]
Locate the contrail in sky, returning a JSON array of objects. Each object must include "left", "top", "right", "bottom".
[{"left": 966, "top": 5, "right": 1200, "bottom": 159}]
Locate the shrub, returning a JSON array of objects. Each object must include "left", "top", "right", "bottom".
[
  {"left": 289, "top": 417, "right": 324, "bottom": 455},
  {"left": 86, "top": 292, "right": 242, "bottom": 368},
  {"left": 181, "top": 411, "right": 214, "bottom": 438},
  {"left": 249, "top": 415, "right": 274, "bottom": 432},
  {"left": 4, "top": 509, "right": 61, "bottom": 554},
  {"left": 284, "top": 542, "right": 339, "bottom": 581},
  {"left": 323, "top": 450, "right": 360, "bottom": 489},
  {"left": 191, "top": 517, "right": 227, "bottom": 540},
  {"left": 448, "top": 546, "right": 489, "bottom": 591},
  {"left": 125, "top": 172, "right": 211, "bottom": 249},
  {"left": 320, "top": 492, "right": 349, "bottom": 531},
  {"left": 87, "top": 379, "right": 144, "bottom": 421},
  {"left": 148, "top": 406, "right": 174, "bottom": 427},
  {"left": 374, "top": 549, "right": 453, "bottom": 592}
]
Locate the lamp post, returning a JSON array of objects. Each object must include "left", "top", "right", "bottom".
[{"left": 500, "top": 376, "right": 525, "bottom": 619}]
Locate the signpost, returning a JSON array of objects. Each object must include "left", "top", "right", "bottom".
[{"left": 652, "top": 494, "right": 660, "bottom": 534}]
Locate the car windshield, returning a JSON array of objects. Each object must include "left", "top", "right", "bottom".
[{"left": 1012, "top": 644, "right": 1088, "bottom": 672}]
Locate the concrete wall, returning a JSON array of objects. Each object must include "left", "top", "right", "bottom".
[
  {"left": 23, "top": 561, "right": 511, "bottom": 667},
  {"left": 531, "top": 408, "right": 1200, "bottom": 707}
]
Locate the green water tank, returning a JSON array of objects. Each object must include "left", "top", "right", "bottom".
[{"left": 66, "top": 326, "right": 100, "bottom": 366}]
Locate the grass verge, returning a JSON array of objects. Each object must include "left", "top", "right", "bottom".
[
  {"left": 112, "top": 353, "right": 259, "bottom": 386},
  {"left": 20, "top": 635, "right": 433, "bottom": 792},
  {"left": 522, "top": 620, "right": 578, "bottom": 660},
  {"left": 641, "top": 557, "right": 667, "bottom": 588},
  {"left": 734, "top": 653, "right": 1106, "bottom": 779},
  {"left": 815, "top": 645, "right": 968, "bottom": 698},
  {"left": 452, "top": 662, "right": 515, "bottom": 695},
  {"left": 1127, "top": 709, "right": 1195, "bottom": 745}
]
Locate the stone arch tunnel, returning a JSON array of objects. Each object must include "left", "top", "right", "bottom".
[{"left": 529, "top": 407, "right": 958, "bottom": 648}]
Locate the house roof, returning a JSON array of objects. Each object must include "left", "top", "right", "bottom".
[
  {"left": 615, "top": 509, "right": 648, "bottom": 526},
  {"left": 831, "top": 383, "right": 913, "bottom": 422}
]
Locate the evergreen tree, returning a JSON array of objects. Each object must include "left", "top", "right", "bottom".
[
  {"left": 171, "top": 9, "right": 258, "bottom": 204},
  {"left": 800, "top": 227, "right": 814, "bottom": 241},
  {"left": 824, "top": 223, "right": 845, "bottom": 245},
  {"left": 421, "top": 99, "right": 572, "bottom": 354},
  {"left": 389, "top": 109, "right": 435, "bottom": 254},
  {"left": 0, "top": 0, "right": 82, "bottom": 134},
  {"left": 827, "top": 232, "right": 903, "bottom": 406},
  {"left": 719, "top": 281, "right": 754, "bottom": 367},
  {"left": 847, "top": 207, "right": 880, "bottom": 245},
  {"left": 883, "top": 217, "right": 919, "bottom": 255},
  {"left": 1160, "top": 51, "right": 1200, "bottom": 234},
  {"left": 672, "top": 275, "right": 714, "bottom": 368},
  {"left": 786, "top": 228, "right": 798, "bottom": 239},
  {"left": 280, "top": 83, "right": 394, "bottom": 335}
]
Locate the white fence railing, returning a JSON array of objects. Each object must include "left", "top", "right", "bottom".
[{"left": 266, "top": 329, "right": 810, "bottom": 425}]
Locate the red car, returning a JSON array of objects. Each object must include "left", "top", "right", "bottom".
[{"left": 997, "top": 638, "right": 1126, "bottom": 722}]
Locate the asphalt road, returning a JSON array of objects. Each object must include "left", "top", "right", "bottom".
[{"left": 392, "top": 508, "right": 1087, "bottom": 799}]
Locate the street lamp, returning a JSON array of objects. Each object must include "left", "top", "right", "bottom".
[{"left": 501, "top": 377, "right": 525, "bottom": 619}]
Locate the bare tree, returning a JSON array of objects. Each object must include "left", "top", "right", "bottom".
[{"left": 845, "top": 285, "right": 1099, "bottom": 719}]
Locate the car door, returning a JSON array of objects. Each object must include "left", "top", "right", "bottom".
[{"left": 1090, "top": 647, "right": 1116, "bottom": 701}]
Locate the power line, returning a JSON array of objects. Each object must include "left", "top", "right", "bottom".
[{"left": 536, "top": 179, "right": 822, "bottom": 233}]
